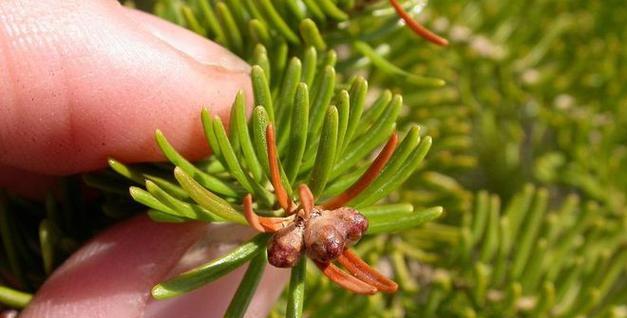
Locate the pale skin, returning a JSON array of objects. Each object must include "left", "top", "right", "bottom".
[{"left": 0, "top": 0, "right": 288, "bottom": 317}]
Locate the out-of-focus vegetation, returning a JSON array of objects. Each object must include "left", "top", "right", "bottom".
[{"left": 271, "top": 1, "right": 626, "bottom": 317}]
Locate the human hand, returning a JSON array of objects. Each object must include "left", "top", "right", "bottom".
[{"left": 0, "top": 0, "right": 286, "bottom": 316}]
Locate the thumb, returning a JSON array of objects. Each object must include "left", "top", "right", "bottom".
[
  {"left": 0, "top": 0, "right": 252, "bottom": 175},
  {"left": 20, "top": 214, "right": 288, "bottom": 318}
]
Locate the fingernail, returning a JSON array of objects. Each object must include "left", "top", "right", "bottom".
[{"left": 123, "top": 8, "right": 250, "bottom": 73}]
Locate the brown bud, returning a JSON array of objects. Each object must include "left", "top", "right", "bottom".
[
  {"left": 304, "top": 220, "right": 346, "bottom": 263},
  {"left": 329, "top": 207, "right": 369, "bottom": 244},
  {"left": 267, "top": 223, "right": 304, "bottom": 268},
  {"left": 303, "top": 208, "right": 369, "bottom": 263}
]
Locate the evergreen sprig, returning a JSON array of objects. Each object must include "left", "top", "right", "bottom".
[
  {"left": 100, "top": 43, "right": 440, "bottom": 316},
  {"left": 283, "top": 187, "right": 627, "bottom": 318}
]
